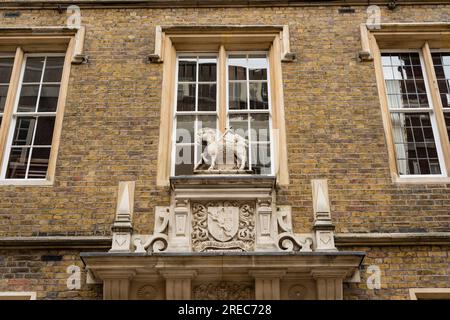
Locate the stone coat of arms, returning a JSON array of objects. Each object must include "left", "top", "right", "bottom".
[
  {"left": 207, "top": 206, "right": 239, "bottom": 242},
  {"left": 192, "top": 201, "right": 255, "bottom": 252}
]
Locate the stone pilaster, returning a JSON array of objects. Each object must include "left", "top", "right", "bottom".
[
  {"left": 168, "top": 198, "right": 191, "bottom": 251},
  {"left": 311, "top": 270, "right": 347, "bottom": 300},
  {"left": 160, "top": 270, "right": 197, "bottom": 300},
  {"left": 101, "top": 271, "right": 135, "bottom": 300},
  {"left": 255, "top": 196, "right": 277, "bottom": 251},
  {"left": 250, "top": 270, "right": 285, "bottom": 300}
]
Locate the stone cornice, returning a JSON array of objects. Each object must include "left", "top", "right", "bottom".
[
  {"left": 0, "top": 0, "right": 448, "bottom": 10},
  {"left": 0, "top": 236, "right": 111, "bottom": 249},
  {"left": 1, "top": 232, "right": 449, "bottom": 249},
  {"left": 81, "top": 251, "right": 365, "bottom": 282},
  {"left": 335, "top": 232, "right": 450, "bottom": 246}
]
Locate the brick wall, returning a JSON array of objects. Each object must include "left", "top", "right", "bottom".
[
  {"left": 0, "top": 4, "right": 449, "bottom": 299},
  {"left": 342, "top": 245, "right": 450, "bottom": 299},
  {"left": 1, "top": 245, "right": 447, "bottom": 300},
  {"left": 0, "top": 250, "right": 101, "bottom": 299}
]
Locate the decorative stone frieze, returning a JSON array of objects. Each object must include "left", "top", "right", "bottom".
[
  {"left": 193, "top": 282, "right": 254, "bottom": 300},
  {"left": 137, "top": 285, "right": 157, "bottom": 300}
]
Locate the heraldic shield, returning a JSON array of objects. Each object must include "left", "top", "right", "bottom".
[{"left": 207, "top": 206, "right": 240, "bottom": 242}]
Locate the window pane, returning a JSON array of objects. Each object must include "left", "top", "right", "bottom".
[
  {"left": 198, "top": 58, "right": 216, "bottom": 82},
  {"left": 177, "top": 83, "right": 195, "bottom": 111},
  {"left": 28, "top": 147, "right": 50, "bottom": 179},
  {"left": 0, "top": 85, "right": 8, "bottom": 112},
  {"left": 43, "top": 57, "right": 64, "bottom": 82},
  {"left": 5, "top": 147, "right": 30, "bottom": 179},
  {"left": 381, "top": 56, "right": 392, "bottom": 66},
  {"left": 38, "top": 84, "right": 60, "bottom": 112},
  {"left": 228, "top": 55, "right": 247, "bottom": 80},
  {"left": 22, "top": 57, "right": 44, "bottom": 83},
  {"left": 0, "top": 57, "right": 14, "bottom": 83},
  {"left": 250, "top": 114, "right": 270, "bottom": 142},
  {"left": 382, "top": 53, "right": 429, "bottom": 109},
  {"left": 248, "top": 55, "right": 268, "bottom": 80},
  {"left": 0, "top": 55, "right": 11, "bottom": 113},
  {"left": 178, "top": 59, "right": 196, "bottom": 82},
  {"left": 175, "top": 144, "right": 194, "bottom": 175},
  {"left": 229, "top": 114, "right": 248, "bottom": 139},
  {"left": 33, "top": 117, "right": 55, "bottom": 145},
  {"left": 198, "top": 115, "right": 216, "bottom": 131},
  {"left": 251, "top": 143, "right": 271, "bottom": 174},
  {"left": 432, "top": 53, "right": 450, "bottom": 109},
  {"left": 17, "top": 85, "right": 39, "bottom": 112},
  {"left": 12, "top": 117, "right": 36, "bottom": 145},
  {"left": 229, "top": 82, "right": 247, "bottom": 110},
  {"left": 249, "top": 82, "right": 269, "bottom": 109},
  {"left": 176, "top": 115, "right": 195, "bottom": 143},
  {"left": 198, "top": 83, "right": 216, "bottom": 111},
  {"left": 391, "top": 112, "right": 441, "bottom": 175}
]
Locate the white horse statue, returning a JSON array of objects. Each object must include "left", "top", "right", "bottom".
[{"left": 196, "top": 127, "right": 248, "bottom": 171}]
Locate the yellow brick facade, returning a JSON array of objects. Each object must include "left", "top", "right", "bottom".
[{"left": 0, "top": 3, "right": 449, "bottom": 299}]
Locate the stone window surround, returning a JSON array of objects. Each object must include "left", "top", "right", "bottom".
[
  {"left": 0, "top": 291, "right": 36, "bottom": 300},
  {"left": 153, "top": 25, "right": 294, "bottom": 187},
  {"left": 360, "top": 22, "right": 450, "bottom": 184},
  {"left": 0, "top": 26, "right": 86, "bottom": 186},
  {"left": 409, "top": 288, "right": 450, "bottom": 300}
]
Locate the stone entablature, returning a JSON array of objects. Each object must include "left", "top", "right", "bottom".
[{"left": 81, "top": 252, "right": 365, "bottom": 300}]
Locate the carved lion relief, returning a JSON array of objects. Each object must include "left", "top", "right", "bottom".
[
  {"left": 194, "top": 282, "right": 254, "bottom": 300},
  {"left": 191, "top": 201, "right": 255, "bottom": 252}
]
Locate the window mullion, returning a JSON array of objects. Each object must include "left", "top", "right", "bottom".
[
  {"left": 422, "top": 42, "right": 450, "bottom": 175},
  {"left": 0, "top": 47, "right": 24, "bottom": 178},
  {"left": 33, "top": 56, "right": 47, "bottom": 114},
  {"left": 245, "top": 54, "right": 252, "bottom": 171},
  {"left": 219, "top": 45, "right": 227, "bottom": 133}
]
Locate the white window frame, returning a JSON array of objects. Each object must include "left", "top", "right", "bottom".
[
  {"left": 171, "top": 53, "right": 219, "bottom": 176},
  {"left": 381, "top": 49, "right": 447, "bottom": 178},
  {"left": 226, "top": 51, "right": 274, "bottom": 175},
  {"left": 171, "top": 51, "right": 275, "bottom": 177},
  {"left": 0, "top": 52, "right": 65, "bottom": 182}
]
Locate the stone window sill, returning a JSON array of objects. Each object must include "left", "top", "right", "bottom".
[
  {"left": 0, "top": 179, "right": 54, "bottom": 186},
  {"left": 393, "top": 176, "right": 450, "bottom": 184}
]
